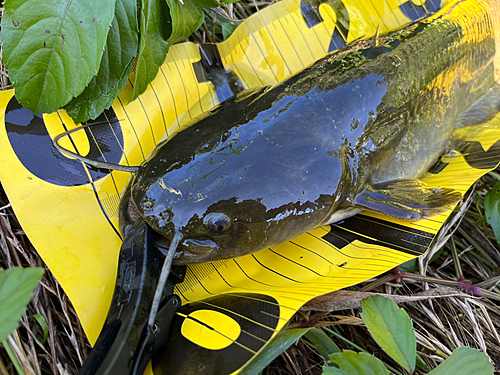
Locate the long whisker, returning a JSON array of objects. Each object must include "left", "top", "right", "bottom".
[
  {"left": 53, "top": 122, "right": 140, "bottom": 173},
  {"left": 148, "top": 231, "right": 183, "bottom": 328}
]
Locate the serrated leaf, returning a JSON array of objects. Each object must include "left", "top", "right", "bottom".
[
  {"left": 65, "top": 0, "right": 139, "bottom": 123},
  {"left": 240, "top": 327, "right": 311, "bottom": 375},
  {"left": 129, "top": 0, "right": 222, "bottom": 101},
  {"left": 1, "top": 0, "right": 116, "bottom": 114},
  {"left": 129, "top": 0, "right": 170, "bottom": 101},
  {"left": 360, "top": 296, "right": 416, "bottom": 373},
  {"left": 485, "top": 181, "right": 500, "bottom": 244},
  {"left": 0, "top": 267, "right": 44, "bottom": 343},
  {"left": 324, "top": 351, "right": 390, "bottom": 375},
  {"left": 427, "top": 347, "right": 493, "bottom": 375},
  {"left": 166, "top": 0, "right": 218, "bottom": 45},
  {"left": 303, "top": 328, "right": 340, "bottom": 362}
]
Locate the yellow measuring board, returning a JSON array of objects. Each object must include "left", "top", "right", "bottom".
[{"left": 1, "top": 0, "right": 500, "bottom": 373}]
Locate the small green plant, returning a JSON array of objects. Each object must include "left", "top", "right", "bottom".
[
  {"left": 0, "top": 267, "right": 44, "bottom": 374},
  {"left": 358, "top": 295, "right": 416, "bottom": 373},
  {"left": 0, "top": 0, "right": 237, "bottom": 123},
  {"left": 244, "top": 296, "right": 493, "bottom": 375},
  {"left": 324, "top": 296, "right": 493, "bottom": 375},
  {"left": 484, "top": 180, "right": 500, "bottom": 244}
]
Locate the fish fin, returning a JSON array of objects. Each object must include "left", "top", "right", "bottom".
[
  {"left": 354, "top": 179, "right": 462, "bottom": 220},
  {"left": 323, "top": 207, "right": 363, "bottom": 225},
  {"left": 456, "top": 83, "right": 500, "bottom": 128}
]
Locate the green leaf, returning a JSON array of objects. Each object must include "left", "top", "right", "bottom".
[
  {"left": 399, "top": 259, "right": 417, "bottom": 272},
  {"left": 240, "top": 327, "right": 311, "bottom": 374},
  {"left": 303, "top": 328, "right": 340, "bottom": 362},
  {"left": 324, "top": 351, "right": 390, "bottom": 375},
  {"left": 0, "top": 268, "right": 44, "bottom": 343},
  {"left": 65, "top": 0, "right": 139, "bottom": 123},
  {"left": 129, "top": 0, "right": 170, "bottom": 101},
  {"left": 2, "top": 340, "right": 24, "bottom": 375},
  {"left": 32, "top": 313, "right": 49, "bottom": 344},
  {"left": 130, "top": 0, "right": 223, "bottom": 101},
  {"left": 219, "top": 18, "right": 239, "bottom": 40},
  {"left": 1, "top": 0, "right": 116, "bottom": 114},
  {"left": 166, "top": 0, "right": 218, "bottom": 45},
  {"left": 427, "top": 347, "right": 493, "bottom": 375},
  {"left": 360, "top": 296, "right": 416, "bottom": 373},
  {"left": 485, "top": 181, "right": 500, "bottom": 244},
  {"left": 476, "top": 216, "right": 487, "bottom": 225}
]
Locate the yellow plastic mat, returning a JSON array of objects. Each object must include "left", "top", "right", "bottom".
[{"left": 1, "top": 0, "right": 500, "bottom": 373}]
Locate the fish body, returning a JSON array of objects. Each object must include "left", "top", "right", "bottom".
[{"left": 120, "top": 2, "right": 500, "bottom": 265}]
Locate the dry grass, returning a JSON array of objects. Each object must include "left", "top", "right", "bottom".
[
  {"left": 0, "top": 191, "right": 89, "bottom": 374},
  {"left": 1, "top": 1, "right": 500, "bottom": 374}
]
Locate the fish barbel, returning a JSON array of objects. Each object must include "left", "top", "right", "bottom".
[{"left": 120, "top": 0, "right": 500, "bottom": 265}]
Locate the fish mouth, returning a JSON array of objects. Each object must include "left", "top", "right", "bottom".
[
  {"left": 127, "top": 196, "right": 218, "bottom": 264},
  {"left": 153, "top": 232, "right": 219, "bottom": 265}
]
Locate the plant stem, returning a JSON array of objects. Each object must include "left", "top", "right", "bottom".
[
  {"left": 1, "top": 339, "right": 25, "bottom": 375},
  {"left": 488, "top": 171, "right": 500, "bottom": 180},
  {"left": 361, "top": 267, "right": 500, "bottom": 301},
  {"left": 477, "top": 274, "right": 500, "bottom": 288},
  {"left": 297, "top": 310, "right": 309, "bottom": 321},
  {"left": 359, "top": 269, "right": 400, "bottom": 292},
  {"left": 453, "top": 236, "right": 467, "bottom": 250},
  {"left": 398, "top": 272, "right": 500, "bottom": 302},
  {"left": 450, "top": 237, "right": 463, "bottom": 279},
  {"left": 322, "top": 327, "right": 364, "bottom": 351},
  {"left": 456, "top": 227, "right": 498, "bottom": 269}
]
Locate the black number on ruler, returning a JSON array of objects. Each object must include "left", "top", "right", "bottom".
[
  {"left": 300, "top": 0, "right": 350, "bottom": 52},
  {"left": 399, "top": 0, "right": 441, "bottom": 21},
  {"left": 5, "top": 96, "right": 124, "bottom": 187}
]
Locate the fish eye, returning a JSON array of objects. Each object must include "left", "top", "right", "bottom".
[{"left": 206, "top": 213, "right": 231, "bottom": 233}]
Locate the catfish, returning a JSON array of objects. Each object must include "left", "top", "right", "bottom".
[{"left": 120, "top": 2, "right": 500, "bottom": 265}]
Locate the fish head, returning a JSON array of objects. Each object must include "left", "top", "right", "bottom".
[
  {"left": 129, "top": 164, "right": 328, "bottom": 265},
  {"left": 129, "top": 168, "right": 282, "bottom": 265},
  {"left": 122, "top": 83, "right": 342, "bottom": 264},
  {"left": 125, "top": 116, "right": 327, "bottom": 265},
  {"left": 125, "top": 125, "right": 264, "bottom": 265}
]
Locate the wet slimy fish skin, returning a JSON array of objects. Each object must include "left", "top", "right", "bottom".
[{"left": 120, "top": 0, "right": 500, "bottom": 265}]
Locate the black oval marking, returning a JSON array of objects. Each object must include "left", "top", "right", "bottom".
[
  {"left": 153, "top": 293, "right": 280, "bottom": 375},
  {"left": 463, "top": 140, "right": 500, "bottom": 170},
  {"left": 5, "top": 96, "right": 124, "bottom": 186}
]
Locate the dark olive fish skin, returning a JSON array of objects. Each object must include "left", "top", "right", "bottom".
[{"left": 120, "top": 4, "right": 499, "bottom": 265}]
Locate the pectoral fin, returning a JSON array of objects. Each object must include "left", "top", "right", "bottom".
[{"left": 354, "top": 179, "right": 462, "bottom": 220}]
